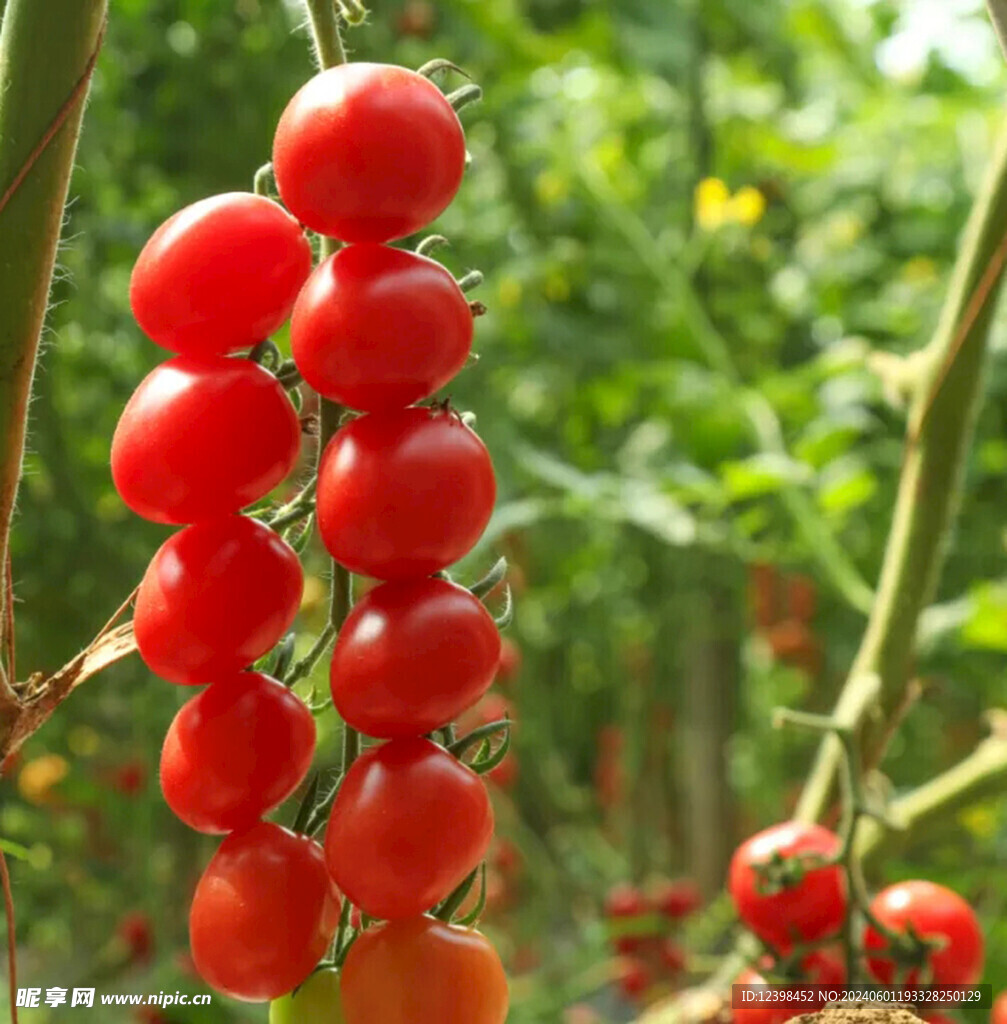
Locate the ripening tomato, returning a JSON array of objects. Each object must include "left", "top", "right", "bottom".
[
  {"left": 273, "top": 64, "right": 466, "bottom": 243},
  {"left": 317, "top": 406, "right": 495, "bottom": 580},
  {"left": 324, "top": 737, "right": 493, "bottom": 920},
  {"left": 605, "top": 883, "right": 646, "bottom": 920},
  {"left": 134, "top": 516, "right": 303, "bottom": 685},
  {"left": 161, "top": 672, "right": 315, "bottom": 833},
  {"left": 330, "top": 577, "right": 500, "bottom": 738},
  {"left": 863, "top": 880, "right": 984, "bottom": 985},
  {"left": 111, "top": 356, "right": 301, "bottom": 524},
  {"left": 291, "top": 245, "right": 473, "bottom": 412},
  {"left": 992, "top": 990, "right": 1007, "bottom": 1024},
  {"left": 269, "top": 967, "right": 345, "bottom": 1024},
  {"left": 340, "top": 916, "right": 508, "bottom": 1024},
  {"left": 728, "top": 822, "right": 846, "bottom": 951},
  {"left": 731, "top": 969, "right": 787, "bottom": 1024},
  {"left": 190, "top": 823, "right": 340, "bottom": 1002},
  {"left": 130, "top": 193, "right": 312, "bottom": 355}
]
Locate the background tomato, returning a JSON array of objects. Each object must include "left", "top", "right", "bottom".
[
  {"left": 129, "top": 192, "right": 311, "bottom": 355},
  {"left": 291, "top": 244, "right": 473, "bottom": 412},
  {"left": 330, "top": 577, "right": 500, "bottom": 737},
  {"left": 160, "top": 672, "right": 315, "bottom": 833},
  {"left": 340, "top": 916, "right": 508, "bottom": 1024},
  {"left": 864, "top": 880, "right": 984, "bottom": 985},
  {"left": 111, "top": 356, "right": 301, "bottom": 524},
  {"left": 269, "top": 967, "right": 345, "bottom": 1024},
  {"left": 189, "top": 823, "right": 340, "bottom": 1002},
  {"left": 317, "top": 406, "right": 495, "bottom": 579},
  {"left": 731, "top": 968, "right": 788, "bottom": 1024},
  {"left": 727, "top": 821, "right": 846, "bottom": 951},
  {"left": 324, "top": 737, "right": 493, "bottom": 920},
  {"left": 134, "top": 516, "right": 303, "bottom": 685},
  {"left": 273, "top": 63, "right": 466, "bottom": 242}
]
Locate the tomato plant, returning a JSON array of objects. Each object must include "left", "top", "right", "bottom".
[
  {"left": 330, "top": 576, "right": 500, "bottom": 737},
  {"left": 129, "top": 192, "right": 312, "bottom": 355},
  {"left": 111, "top": 356, "right": 301, "bottom": 524},
  {"left": 273, "top": 63, "right": 466, "bottom": 242},
  {"left": 324, "top": 736, "right": 494, "bottom": 920},
  {"left": 863, "top": 880, "right": 984, "bottom": 985},
  {"left": 189, "top": 822, "right": 340, "bottom": 1002},
  {"left": 317, "top": 405, "right": 496, "bottom": 579},
  {"left": 292, "top": 244, "right": 473, "bottom": 412},
  {"left": 339, "top": 916, "right": 509, "bottom": 1024},
  {"left": 134, "top": 515, "right": 303, "bottom": 685},
  {"left": 727, "top": 821, "right": 846, "bottom": 951},
  {"left": 160, "top": 672, "right": 315, "bottom": 833}
]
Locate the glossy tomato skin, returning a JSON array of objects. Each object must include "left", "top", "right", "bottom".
[
  {"left": 160, "top": 672, "right": 315, "bottom": 833},
  {"left": 330, "top": 577, "right": 500, "bottom": 737},
  {"left": 728, "top": 821, "right": 846, "bottom": 952},
  {"left": 189, "top": 823, "right": 340, "bottom": 1002},
  {"left": 324, "top": 737, "right": 493, "bottom": 920},
  {"left": 111, "top": 356, "right": 301, "bottom": 524},
  {"left": 864, "top": 880, "right": 984, "bottom": 985},
  {"left": 317, "top": 406, "right": 495, "bottom": 580},
  {"left": 291, "top": 245, "right": 473, "bottom": 412},
  {"left": 273, "top": 64, "right": 466, "bottom": 243},
  {"left": 731, "top": 969, "right": 787, "bottom": 1024},
  {"left": 134, "top": 516, "right": 303, "bottom": 685},
  {"left": 130, "top": 193, "right": 312, "bottom": 355},
  {"left": 269, "top": 967, "right": 345, "bottom": 1024},
  {"left": 340, "top": 916, "right": 508, "bottom": 1024}
]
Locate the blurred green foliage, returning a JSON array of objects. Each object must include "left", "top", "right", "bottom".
[{"left": 4, "top": 0, "right": 1007, "bottom": 1021}]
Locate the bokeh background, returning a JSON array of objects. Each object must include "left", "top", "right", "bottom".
[{"left": 5, "top": 0, "right": 1007, "bottom": 1020}]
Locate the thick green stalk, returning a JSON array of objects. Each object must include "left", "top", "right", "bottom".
[
  {"left": 795, "top": 113, "right": 1007, "bottom": 822},
  {"left": 0, "top": 0, "right": 107, "bottom": 699}
]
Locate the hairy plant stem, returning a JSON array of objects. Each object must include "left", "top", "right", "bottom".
[
  {"left": 0, "top": 0, "right": 107, "bottom": 726},
  {"left": 795, "top": 115, "right": 1007, "bottom": 822}
]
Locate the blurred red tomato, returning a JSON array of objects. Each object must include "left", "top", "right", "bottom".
[
  {"left": 651, "top": 878, "right": 702, "bottom": 919},
  {"left": 117, "top": 912, "right": 154, "bottom": 964}
]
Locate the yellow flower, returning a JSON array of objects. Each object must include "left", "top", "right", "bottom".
[
  {"left": 18, "top": 754, "right": 69, "bottom": 805},
  {"left": 695, "top": 177, "right": 730, "bottom": 230},
  {"left": 729, "top": 185, "right": 766, "bottom": 227}
]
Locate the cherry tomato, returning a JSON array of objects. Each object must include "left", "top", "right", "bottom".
[
  {"left": 269, "top": 967, "right": 345, "bottom": 1024},
  {"left": 324, "top": 737, "right": 493, "bottom": 920},
  {"left": 134, "top": 516, "right": 303, "bottom": 685},
  {"left": 190, "top": 823, "right": 340, "bottom": 1002},
  {"left": 161, "top": 672, "right": 315, "bottom": 833},
  {"left": 728, "top": 821, "right": 846, "bottom": 951},
  {"left": 731, "top": 969, "right": 787, "bottom": 1024},
  {"left": 291, "top": 245, "right": 473, "bottom": 412},
  {"left": 111, "top": 356, "right": 301, "bottom": 524},
  {"left": 330, "top": 577, "right": 500, "bottom": 738},
  {"left": 317, "top": 406, "right": 495, "bottom": 580},
  {"left": 992, "top": 990, "right": 1007, "bottom": 1024},
  {"left": 790, "top": 947, "right": 845, "bottom": 1013},
  {"left": 660, "top": 940, "right": 686, "bottom": 975},
  {"left": 605, "top": 883, "right": 646, "bottom": 919},
  {"left": 617, "top": 956, "right": 652, "bottom": 1001},
  {"left": 340, "top": 916, "right": 508, "bottom": 1024},
  {"left": 863, "top": 880, "right": 983, "bottom": 985},
  {"left": 130, "top": 193, "right": 311, "bottom": 355},
  {"left": 117, "top": 911, "right": 154, "bottom": 964},
  {"left": 496, "top": 638, "right": 522, "bottom": 683},
  {"left": 650, "top": 877, "right": 702, "bottom": 919},
  {"left": 273, "top": 64, "right": 466, "bottom": 243}
]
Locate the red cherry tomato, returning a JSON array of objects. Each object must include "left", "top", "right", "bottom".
[
  {"left": 605, "top": 883, "right": 646, "bottom": 919},
  {"left": 650, "top": 877, "right": 702, "bottom": 919},
  {"left": 788, "top": 947, "right": 845, "bottom": 1013},
  {"left": 130, "top": 193, "right": 311, "bottom": 355},
  {"left": 731, "top": 969, "right": 787, "bottom": 1024},
  {"left": 992, "top": 990, "right": 1007, "bottom": 1024},
  {"left": 111, "top": 356, "right": 301, "bottom": 524},
  {"left": 728, "top": 821, "right": 846, "bottom": 951},
  {"left": 317, "top": 407, "right": 495, "bottom": 580},
  {"left": 291, "top": 245, "right": 473, "bottom": 412},
  {"left": 863, "top": 880, "right": 983, "bottom": 985},
  {"left": 160, "top": 672, "right": 315, "bottom": 833},
  {"left": 340, "top": 916, "right": 508, "bottom": 1024},
  {"left": 134, "top": 516, "right": 303, "bottom": 685},
  {"left": 189, "top": 822, "right": 340, "bottom": 1002},
  {"left": 617, "top": 956, "right": 652, "bottom": 1001},
  {"left": 496, "top": 638, "right": 522, "bottom": 683},
  {"left": 324, "top": 737, "right": 493, "bottom": 920},
  {"left": 660, "top": 940, "right": 687, "bottom": 975},
  {"left": 330, "top": 577, "right": 500, "bottom": 738},
  {"left": 117, "top": 911, "right": 154, "bottom": 964},
  {"left": 273, "top": 64, "right": 466, "bottom": 243}
]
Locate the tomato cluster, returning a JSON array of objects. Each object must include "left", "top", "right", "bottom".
[
  {"left": 113, "top": 58, "right": 507, "bottom": 1023},
  {"left": 727, "top": 821, "right": 984, "bottom": 1022}
]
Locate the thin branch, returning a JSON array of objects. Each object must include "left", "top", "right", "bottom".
[
  {"left": 0, "top": 850, "right": 15, "bottom": 1024},
  {"left": 987, "top": 0, "right": 1007, "bottom": 61}
]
